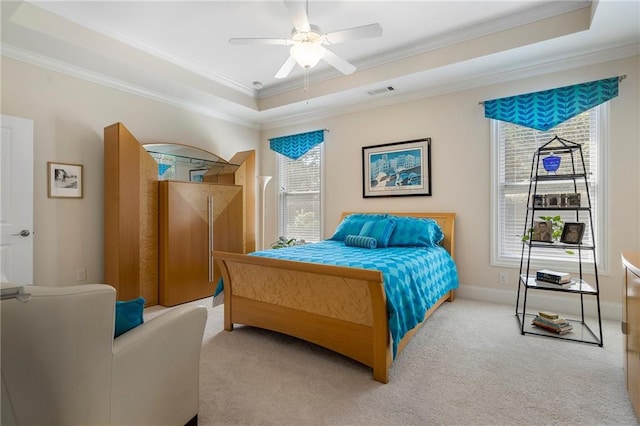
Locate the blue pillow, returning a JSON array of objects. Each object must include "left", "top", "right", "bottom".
[
  {"left": 330, "top": 213, "right": 388, "bottom": 241},
  {"left": 114, "top": 297, "right": 145, "bottom": 338},
  {"left": 388, "top": 216, "right": 444, "bottom": 247},
  {"left": 345, "top": 234, "right": 377, "bottom": 249},
  {"left": 359, "top": 219, "right": 395, "bottom": 248}
]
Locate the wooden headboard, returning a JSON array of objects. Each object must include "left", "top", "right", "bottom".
[{"left": 338, "top": 212, "right": 456, "bottom": 259}]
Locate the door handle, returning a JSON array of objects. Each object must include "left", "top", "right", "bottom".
[
  {"left": 11, "top": 230, "right": 30, "bottom": 237},
  {"left": 208, "top": 196, "right": 214, "bottom": 282}
]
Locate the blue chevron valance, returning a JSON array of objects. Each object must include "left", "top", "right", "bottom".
[
  {"left": 484, "top": 77, "right": 620, "bottom": 131},
  {"left": 269, "top": 129, "right": 325, "bottom": 160}
]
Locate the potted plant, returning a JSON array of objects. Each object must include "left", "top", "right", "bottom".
[{"left": 270, "top": 236, "right": 306, "bottom": 249}]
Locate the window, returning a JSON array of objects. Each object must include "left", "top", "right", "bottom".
[
  {"left": 491, "top": 105, "right": 607, "bottom": 272},
  {"left": 277, "top": 144, "right": 322, "bottom": 242}
]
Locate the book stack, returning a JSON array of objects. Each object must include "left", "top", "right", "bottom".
[
  {"left": 536, "top": 269, "right": 571, "bottom": 285},
  {"left": 532, "top": 311, "right": 573, "bottom": 334}
]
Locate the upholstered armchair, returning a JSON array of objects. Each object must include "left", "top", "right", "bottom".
[{"left": 1, "top": 284, "right": 207, "bottom": 426}]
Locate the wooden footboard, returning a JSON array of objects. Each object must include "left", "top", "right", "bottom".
[
  {"left": 215, "top": 251, "right": 394, "bottom": 382},
  {"left": 214, "top": 212, "right": 456, "bottom": 383}
]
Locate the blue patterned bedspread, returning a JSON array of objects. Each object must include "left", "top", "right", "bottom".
[{"left": 248, "top": 240, "right": 459, "bottom": 358}]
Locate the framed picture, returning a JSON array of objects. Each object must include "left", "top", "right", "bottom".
[
  {"left": 565, "top": 193, "right": 581, "bottom": 207},
  {"left": 532, "top": 194, "right": 545, "bottom": 207},
  {"left": 531, "top": 220, "right": 553, "bottom": 242},
  {"left": 561, "top": 222, "right": 585, "bottom": 244},
  {"left": 189, "top": 168, "right": 208, "bottom": 182},
  {"left": 47, "top": 162, "right": 83, "bottom": 198},
  {"left": 362, "top": 138, "right": 431, "bottom": 198},
  {"left": 545, "top": 194, "right": 562, "bottom": 207}
]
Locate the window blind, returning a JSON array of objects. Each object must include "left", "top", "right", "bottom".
[
  {"left": 278, "top": 145, "right": 321, "bottom": 242},
  {"left": 496, "top": 108, "right": 599, "bottom": 266}
]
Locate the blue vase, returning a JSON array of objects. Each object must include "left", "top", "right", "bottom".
[{"left": 542, "top": 155, "right": 561, "bottom": 174}]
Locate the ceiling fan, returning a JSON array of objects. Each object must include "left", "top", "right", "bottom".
[{"left": 229, "top": 0, "right": 383, "bottom": 79}]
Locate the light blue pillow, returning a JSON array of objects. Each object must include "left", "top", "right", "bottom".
[
  {"left": 345, "top": 234, "right": 377, "bottom": 249},
  {"left": 388, "top": 216, "right": 444, "bottom": 247},
  {"left": 114, "top": 297, "right": 145, "bottom": 338},
  {"left": 330, "top": 213, "right": 388, "bottom": 241},
  {"left": 359, "top": 219, "right": 395, "bottom": 248}
]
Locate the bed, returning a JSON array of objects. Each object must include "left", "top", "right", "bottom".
[{"left": 213, "top": 212, "right": 458, "bottom": 383}]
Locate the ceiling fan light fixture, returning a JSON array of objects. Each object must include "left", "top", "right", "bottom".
[{"left": 290, "top": 43, "right": 324, "bottom": 69}]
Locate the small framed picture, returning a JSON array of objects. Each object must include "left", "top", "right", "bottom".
[
  {"left": 532, "top": 220, "right": 553, "bottom": 242},
  {"left": 532, "top": 194, "right": 545, "bottom": 207},
  {"left": 546, "top": 194, "right": 561, "bottom": 207},
  {"left": 189, "top": 169, "right": 208, "bottom": 182},
  {"left": 48, "top": 162, "right": 83, "bottom": 198},
  {"left": 565, "top": 193, "right": 581, "bottom": 207},
  {"left": 561, "top": 222, "right": 585, "bottom": 244}
]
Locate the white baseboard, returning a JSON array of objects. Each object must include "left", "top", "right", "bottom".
[{"left": 456, "top": 285, "right": 622, "bottom": 322}]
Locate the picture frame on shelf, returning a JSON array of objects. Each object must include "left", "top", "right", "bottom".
[
  {"left": 560, "top": 222, "right": 585, "bottom": 244},
  {"left": 565, "top": 193, "right": 581, "bottom": 207},
  {"left": 532, "top": 194, "right": 545, "bottom": 207},
  {"left": 532, "top": 220, "right": 553, "bottom": 242},
  {"left": 546, "top": 194, "right": 562, "bottom": 207},
  {"left": 47, "top": 162, "right": 83, "bottom": 198},
  {"left": 362, "top": 138, "right": 431, "bottom": 198},
  {"left": 189, "top": 168, "right": 208, "bottom": 182}
]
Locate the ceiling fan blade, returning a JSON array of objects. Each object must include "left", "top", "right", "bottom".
[
  {"left": 324, "top": 23, "right": 383, "bottom": 44},
  {"left": 284, "top": 0, "right": 310, "bottom": 32},
  {"left": 275, "top": 55, "right": 298, "bottom": 79},
  {"left": 229, "top": 38, "right": 292, "bottom": 46},
  {"left": 321, "top": 47, "right": 356, "bottom": 75}
]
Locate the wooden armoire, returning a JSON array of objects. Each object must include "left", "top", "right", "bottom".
[{"left": 104, "top": 122, "right": 255, "bottom": 306}]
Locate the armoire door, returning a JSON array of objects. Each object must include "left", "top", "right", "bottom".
[{"left": 159, "top": 181, "right": 243, "bottom": 306}]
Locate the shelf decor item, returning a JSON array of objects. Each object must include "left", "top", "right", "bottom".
[
  {"left": 522, "top": 215, "right": 563, "bottom": 243},
  {"left": 542, "top": 154, "right": 561, "bottom": 174},
  {"left": 560, "top": 222, "right": 585, "bottom": 244},
  {"left": 531, "top": 220, "right": 553, "bottom": 242},
  {"left": 189, "top": 168, "right": 207, "bottom": 182}
]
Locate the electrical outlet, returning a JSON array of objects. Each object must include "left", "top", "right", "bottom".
[
  {"left": 499, "top": 272, "right": 509, "bottom": 285},
  {"left": 75, "top": 268, "right": 87, "bottom": 281}
]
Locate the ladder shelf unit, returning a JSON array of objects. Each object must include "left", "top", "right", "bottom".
[{"left": 515, "top": 136, "right": 603, "bottom": 346}]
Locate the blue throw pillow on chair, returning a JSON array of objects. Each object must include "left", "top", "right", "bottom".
[{"left": 114, "top": 297, "right": 145, "bottom": 338}]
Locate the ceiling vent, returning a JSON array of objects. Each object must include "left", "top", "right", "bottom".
[{"left": 367, "top": 86, "right": 395, "bottom": 96}]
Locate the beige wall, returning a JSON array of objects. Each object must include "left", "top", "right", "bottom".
[
  {"left": 1, "top": 57, "right": 260, "bottom": 286},
  {"left": 261, "top": 56, "right": 640, "bottom": 317}
]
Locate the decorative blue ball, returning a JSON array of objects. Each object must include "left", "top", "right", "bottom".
[{"left": 542, "top": 155, "right": 561, "bottom": 173}]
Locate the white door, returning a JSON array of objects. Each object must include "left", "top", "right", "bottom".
[{"left": 0, "top": 115, "right": 34, "bottom": 284}]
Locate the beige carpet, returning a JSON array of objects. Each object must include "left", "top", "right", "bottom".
[{"left": 145, "top": 298, "right": 639, "bottom": 426}]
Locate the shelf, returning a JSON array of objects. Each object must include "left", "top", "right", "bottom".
[
  {"left": 537, "top": 146, "right": 580, "bottom": 155},
  {"left": 533, "top": 173, "right": 587, "bottom": 181},
  {"left": 528, "top": 206, "right": 590, "bottom": 212},
  {"left": 525, "top": 241, "right": 595, "bottom": 250},
  {"left": 519, "top": 275, "right": 597, "bottom": 294},
  {"left": 516, "top": 313, "right": 602, "bottom": 346}
]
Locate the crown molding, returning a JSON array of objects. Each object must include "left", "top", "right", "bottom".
[
  {"left": 1, "top": 43, "right": 261, "bottom": 130},
  {"left": 258, "top": 42, "right": 638, "bottom": 130},
  {"left": 3, "top": 38, "right": 636, "bottom": 132}
]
